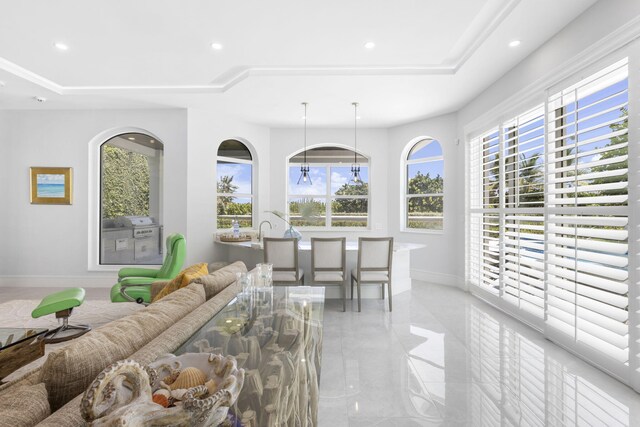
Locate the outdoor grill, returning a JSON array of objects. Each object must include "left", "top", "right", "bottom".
[{"left": 101, "top": 216, "right": 163, "bottom": 265}]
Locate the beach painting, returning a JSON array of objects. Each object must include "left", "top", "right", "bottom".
[
  {"left": 30, "top": 167, "right": 73, "bottom": 204},
  {"left": 37, "top": 174, "right": 65, "bottom": 197}
]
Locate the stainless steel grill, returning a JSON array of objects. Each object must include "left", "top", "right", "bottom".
[{"left": 102, "top": 216, "right": 163, "bottom": 265}]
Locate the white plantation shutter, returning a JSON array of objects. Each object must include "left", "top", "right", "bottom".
[
  {"left": 503, "top": 106, "right": 545, "bottom": 208},
  {"left": 502, "top": 214, "right": 545, "bottom": 317},
  {"left": 469, "top": 130, "right": 501, "bottom": 295},
  {"left": 546, "top": 214, "right": 629, "bottom": 363},
  {"left": 546, "top": 59, "right": 629, "bottom": 366},
  {"left": 468, "top": 57, "right": 633, "bottom": 386}
]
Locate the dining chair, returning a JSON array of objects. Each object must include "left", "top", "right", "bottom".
[
  {"left": 310, "top": 237, "right": 347, "bottom": 311},
  {"left": 351, "top": 237, "right": 394, "bottom": 312},
  {"left": 263, "top": 237, "right": 304, "bottom": 285}
]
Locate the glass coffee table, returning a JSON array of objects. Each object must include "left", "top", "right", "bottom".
[
  {"left": 175, "top": 285, "right": 325, "bottom": 426},
  {"left": 0, "top": 327, "right": 48, "bottom": 381}
]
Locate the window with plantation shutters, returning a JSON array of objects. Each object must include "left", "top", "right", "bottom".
[
  {"left": 469, "top": 129, "right": 500, "bottom": 295},
  {"left": 467, "top": 57, "right": 631, "bottom": 383},
  {"left": 546, "top": 59, "right": 629, "bottom": 364}
]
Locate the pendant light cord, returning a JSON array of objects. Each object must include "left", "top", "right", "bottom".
[
  {"left": 353, "top": 102, "right": 358, "bottom": 164},
  {"left": 303, "top": 102, "right": 308, "bottom": 164}
]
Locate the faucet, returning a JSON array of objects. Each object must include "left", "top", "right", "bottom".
[{"left": 258, "top": 220, "right": 272, "bottom": 241}]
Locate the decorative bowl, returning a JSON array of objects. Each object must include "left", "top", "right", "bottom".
[{"left": 81, "top": 353, "right": 244, "bottom": 427}]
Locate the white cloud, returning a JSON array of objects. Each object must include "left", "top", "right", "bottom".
[
  {"left": 217, "top": 164, "right": 251, "bottom": 194},
  {"left": 37, "top": 174, "right": 64, "bottom": 184}
]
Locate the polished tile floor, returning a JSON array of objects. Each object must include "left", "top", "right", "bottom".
[{"left": 317, "top": 281, "right": 640, "bottom": 426}]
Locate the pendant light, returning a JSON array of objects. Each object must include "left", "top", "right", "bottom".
[
  {"left": 297, "top": 102, "right": 312, "bottom": 185},
  {"left": 349, "top": 102, "right": 362, "bottom": 185}
]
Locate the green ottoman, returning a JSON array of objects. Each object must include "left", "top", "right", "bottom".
[{"left": 32, "top": 288, "right": 91, "bottom": 344}]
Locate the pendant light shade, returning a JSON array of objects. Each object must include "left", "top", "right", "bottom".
[
  {"left": 349, "top": 102, "right": 362, "bottom": 185},
  {"left": 297, "top": 102, "right": 312, "bottom": 185}
]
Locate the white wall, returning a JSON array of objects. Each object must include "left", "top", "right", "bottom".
[
  {"left": 0, "top": 109, "right": 188, "bottom": 286},
  {"left": 387, "top": 113, "right": 462, "bottom": 286},
  {"left": 269, "top": 128, "right": 389, "bottom": 239},
  {"left": 0, "top": 111, "right": 9, "bottom": 276},
  {"left": 186, "top": 109, "right": 271, "bottom": 265}
]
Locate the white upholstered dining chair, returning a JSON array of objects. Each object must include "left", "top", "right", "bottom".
[
  {"left": 310, "top": 237, "right": 347, "bottom": 311},
  {"left": 263, "top": 237, "right": 304, "bottom": 285},
  {"left": 351, "top": 237, "right": 394, "bottom": 312}
]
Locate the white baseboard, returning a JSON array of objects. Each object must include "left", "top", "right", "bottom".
[
  {"left": 411, "top": 269, "right": 464, "bottom": 289},
  {"left": 0, "top": 275, "right": 116, "bottom": 288}
]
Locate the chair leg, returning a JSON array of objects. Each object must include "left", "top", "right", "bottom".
[
  {"left": 357, "top": 280, "right": 362, "bottom": 312},
  {"left": 350, "top": 277, "right": 354, "bottom": 300},
  {"left": 388, "top": 281, "right": 392, "bottom": 312},
  {"left": 381, "top": 283, "right": 385, "bottom": 300},
  {"left": 342, "top": 282, "right": 346, "bottom": 312}
]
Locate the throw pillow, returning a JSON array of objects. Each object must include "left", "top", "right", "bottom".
[
  {"left": 152, "top": 263, "right": 208, "bottom": 302},
  {"left": 0, "top": 383, "right": 50, "bottom": 427}
]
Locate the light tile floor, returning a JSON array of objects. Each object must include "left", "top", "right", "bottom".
[{"left": 318, "top": 281, "right": 640, "bottom": 426}]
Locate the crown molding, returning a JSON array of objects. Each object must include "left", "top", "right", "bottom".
[{"left": 0, "top": 0, "right": 518, "bottom": 96}]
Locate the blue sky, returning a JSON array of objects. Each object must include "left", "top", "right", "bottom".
[
  {"left": 288, "top": 166, "right": 370, "bottom": 195},
  {"left": 409, "top": 140, "right": 442, "bottom": 160},
  {"left": 217, "top": 162, "right": 252, "bottom": 194}
]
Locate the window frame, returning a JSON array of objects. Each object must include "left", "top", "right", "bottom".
[
  {"left": 467, "top": 57, "right": 633, "bottom": 385},
  {"left": 401, "top": 138, "right": 445, "bottom": 234},
  {"left": 88, "top": 127, "right": 165, "bottom": 271},
  {"left": 216, "top": 140, "right": 256, "bottom": 230},
  {"left": 286, "top": 158, "right": 371, "bottom": 231}
]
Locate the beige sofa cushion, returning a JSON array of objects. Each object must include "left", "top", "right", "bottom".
[
  {"left": 191, "top": 260, "right": 247, "bottom": 299},
  {"left": 36, "top": 281, "right": 242, "bottom": 427},
  {"left": 41, "top": 283, "right": 205, "bottom": 411},
  {"left": 0, "top": 383, "right": 50, "bottom": 427}
]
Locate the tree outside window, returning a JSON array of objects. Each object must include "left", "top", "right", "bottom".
[
  {"left": 217, "top": 140, "right": 254, "bottom": 229},
  {"left": 405, "top": 139, "right": 444, "bottom": 230},
  {"left": 288, "top": 147, "right": 370, "bottom": 228}
]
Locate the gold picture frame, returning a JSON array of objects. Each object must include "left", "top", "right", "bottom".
[{"left": 30, "top": 167, "right": 73, "bottom": 205}]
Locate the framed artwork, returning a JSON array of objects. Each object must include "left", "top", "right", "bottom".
[{"left": 30, "top": 167, "right": 73, "bottom": 205}]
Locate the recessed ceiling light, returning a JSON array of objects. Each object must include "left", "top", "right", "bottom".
[
  {"left": 508, "top": 40, "right": 521, "bottom": 48},
  {"left": 128, "top": 137, "right": 135, "bottom": 141},
  {"left": 364, "top": 41, "right": 376, "bottom": 49},
  {"left": 210, "top": 42, "right": 223, "bottom": 50},
  {"left": 54, "top": 42, "right": 69, "bottom": 51},
  {"left": 356, "top": 116, "right": 361, "bottom": 120},
  {"left": 33, "top": 96, "right": 47, "bottom": 103}
]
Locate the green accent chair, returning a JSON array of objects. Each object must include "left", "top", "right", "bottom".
[
  {"left": 110, "top": 233, "right": 186, "bottom": 304},
  {"left": 32, "top": 287, "right": 91, "bottom": 343}
]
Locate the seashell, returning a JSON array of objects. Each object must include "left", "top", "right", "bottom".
[
  {"left": 162, "top": 369, "right": 180, "bottom": 386},
  {"left": 152, "top": 393, "right": 169, "bottom": 408},
  {"left": 171, "top": 388, "right": 188, "bottom": 401},
  {"left": 169, "top": 367, "right": 207, "bottom": 390},
  {"left": 205, "top": 378, "right": 217, "bottom": 395},
  {"left": 153, "top": 389, "right": 170, "bottom": 398}
]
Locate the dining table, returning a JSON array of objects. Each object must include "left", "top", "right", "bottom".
[{"left": 214, "top": 239, "right": 425, "bottom": 298}]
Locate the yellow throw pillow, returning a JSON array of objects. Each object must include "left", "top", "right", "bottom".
[{"left": 152, "top": 263, "right": 208, "bottom": 302}]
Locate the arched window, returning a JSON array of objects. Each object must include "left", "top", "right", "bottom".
[
  {"left": 288, "top": 146, "right": 369, "bottom": 228},
  {"left": 100, "top": 132, "right": 164, "bottom": 265},
  {"left": 404, "top": 138, "right": 443, "bottom": 231},
  {"left": 217, "top": 139, "right": 254, "bottom": 229}
]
